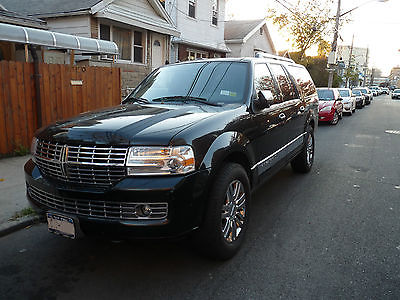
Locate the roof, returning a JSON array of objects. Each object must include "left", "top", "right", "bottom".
[
  {"left": 0, "top": 0, "right": 101, "bottom": 17},
  {"left": 224, "top": 19, "right": 265, "bottom": 41},
  {"left": 0, "top": 9, "right": 46, "bottom": 29},
  {"left": 0, "top": 22, "right": 118, "bottom": 55}
]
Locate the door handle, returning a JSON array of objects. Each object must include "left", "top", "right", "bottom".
[
  {"left": 278, "top": 113, "right": 286, "bottom": 120},
  {"left": 299, "top": 106, "right": 305, "bottom": 112}
]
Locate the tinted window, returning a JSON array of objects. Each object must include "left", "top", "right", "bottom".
[
  {"left": 317, "top": 89, "right": 335, "bottom": 100},
  {"left": 286, "top": 65, "right": 316, "bottom": 98},
  {"left": 253, "top": 64, "right": 279, "bottom": 104},
  {"left": 269, "top": 64, "right": 296, "bottom": 101},
  {"left": 338, "top": 89, "right": 350, "bottom": 97},
  {"left": 130, "top": 62, "right": 249, "bottom": 105}
]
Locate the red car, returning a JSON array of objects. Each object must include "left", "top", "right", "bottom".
[{"left": 317, "top": 88, "right": 343, "bottom": 125}]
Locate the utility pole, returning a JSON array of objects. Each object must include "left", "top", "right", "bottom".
[
  {"left": 363, "top": 47, "right": 369, "bottom": 87},
  {"left": 346, "top": 34, "right": 354, "bottom": 88},
  {"left": 327, "top": 0, "right": 341, "bottom": 88}
]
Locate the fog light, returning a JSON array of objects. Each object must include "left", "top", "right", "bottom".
[{"left": 135, "top": 204, "right": 152, "bottom": 217}]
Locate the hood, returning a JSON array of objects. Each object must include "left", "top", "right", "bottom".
[
  {"left": 36, "top": 103, "right": 218, "bottom": 146},
  {"left": 318, "top": 100, "right": 335, "bottom": 109}
]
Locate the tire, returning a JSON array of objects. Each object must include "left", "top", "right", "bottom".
[
  {"left": 291, "top": 125, "right": 314, "bottom": 173},
  {"left": 330, "top": 111, "right": 339, "bottom": 125},
  {"left": 193, "top": 163, "right": 251, "bottom": 260}
]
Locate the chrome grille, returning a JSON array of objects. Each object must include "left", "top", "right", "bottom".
[
  {"left": 34, "top": 140, "right": 128, "bottom": 187},
  {"left": 28, "top": 185, "right": 168, "bottom": 220}
]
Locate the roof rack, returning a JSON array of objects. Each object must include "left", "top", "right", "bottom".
[{"left": 254, "top": 52, "right": 294, "bottom": 63}]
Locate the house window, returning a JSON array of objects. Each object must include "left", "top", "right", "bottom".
[
  {"left": 99, "top": 23, "right": 145, "bottom": 64},
  {"left": 212, "top": 0, "right": 218, "bottom": 26},
  {"left": 134, "top": 31, "right": 144, "bottom": 63},
  {"left": 189, "top": 0, "right": 196, "bottom": 18},
  {"left": 113, "top": 26, "right": 132, "bottom": 61},
  {"left": 260, "top": 27, "right": 263, "bottom": 35},
  {"left": 187, "top": 49, "right": 208, "bottom": 61},
  {"left": 100, "top": 24, "right": 110, "bottom": 41}
]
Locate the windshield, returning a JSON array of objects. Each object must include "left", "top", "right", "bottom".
[
  {"left": 317, "top": 89, "right": 334, "bottom": 100},
  {"left": 338, "top": 89, "right": 350, "bottom": 97},
  {"left": 128, "top": 61, "right": 249, "bottom": 106},
  {"left": 352, "top": 90, "right": 362, "bottom": 96},
  {"left": 394, "top": 89, "right": 400, "bottom": 93}
]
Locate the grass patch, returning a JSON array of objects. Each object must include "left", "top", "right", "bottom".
[{"left": 9, "top": 207, "right": 36, "bottom": 221}]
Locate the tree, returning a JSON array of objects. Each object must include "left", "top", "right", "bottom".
[{"left": 268, "top": 0, "right": 345, "bottom": 59}]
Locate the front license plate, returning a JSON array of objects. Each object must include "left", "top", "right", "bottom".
[{"left": 47, "top": 213, "right": 75, "bottom": 239}]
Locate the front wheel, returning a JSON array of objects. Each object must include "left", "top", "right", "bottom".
[
  {"left": 193, "top": 163, "right": 251, "bottom": 260},
  {"left": 291, "top": 126, "right": 314, "bottom": 173},
  {"left": 330, "top": 111, "right": 339, "bottom": 125}
]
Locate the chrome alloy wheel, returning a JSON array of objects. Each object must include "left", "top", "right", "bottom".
[
  {"left": 221, "top": 180, "right": 247, "bottom": 243},
  {"left": 306, "top": 133, "right": 314, "bottom": 167}
]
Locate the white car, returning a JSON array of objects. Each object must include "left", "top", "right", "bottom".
[{"left": 337, "top": 88, "right": 356, "bottom": 115}]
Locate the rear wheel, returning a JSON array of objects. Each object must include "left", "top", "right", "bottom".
[
  {"left": 193, "top": 163, "right": 250, "bottom": 260},
  {"left": 291, "top": 125, "right": 314, "bottom": 173}
]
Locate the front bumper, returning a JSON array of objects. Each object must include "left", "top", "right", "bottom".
[
  {"left": 24, "top": 159, "right": 211, "bottom": 239},
  {"left": 318, "top": 110, "right": 335, "bottom": 121}
]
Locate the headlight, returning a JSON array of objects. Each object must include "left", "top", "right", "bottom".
[
  {"left": 320, "top": 106, "right": 332, "bottom": 112},
  {"left": 30, "top": 137, "right": 38, "bottom": 155},
  {"left": 126, "top": 146, "right": 195, "bottom": 175}
]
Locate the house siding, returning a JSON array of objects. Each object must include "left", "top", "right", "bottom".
[
  {"left": 166, "top": 0, "right": 227, "bottom": 62},
  {"left": 46, "top": 15, "right": 91, "bottom": 37},
  {"left": 226, "top": 25, "right": 275, "bottom": 58}
]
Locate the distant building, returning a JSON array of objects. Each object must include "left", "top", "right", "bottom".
[
  {"left": 389, "top": 67, "right": 400, "bottom": 87},
  {"left": 162, "top": 0, "right": 229, "bottom": 62},
  {"left": 224, "top": 19, "right": 276, "bottom": 57},
  {"left": 337, "top": 45, "right": 369, "bottom": 86}
]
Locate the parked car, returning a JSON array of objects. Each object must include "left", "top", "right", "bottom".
[
  {"left": 369, "top": 86, "right": 378, "bottom": 96},
  {"left": 317, "top": 88, "right": 343, "bottom": 125},
  {"left": 337, "top": 88, "right": 356, "bottom": 115},
  {"left": 25, "top": 56, "right": 319, "bottom": 260},
  {"left": 381, "top": 87, "right": 390, "bottom": 95},
  {"left": 351, "top": 89, "right": 365, "bottom": 108},
  {"left": 353, "top": 87, "right": 372, "bottom": 104},
  {"left": 392, "top": 89, "right": 400, "bottom": 99}
]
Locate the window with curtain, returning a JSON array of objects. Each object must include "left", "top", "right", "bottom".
[{"left": 113, "top": 26, "right": 131, "bottom": 61}]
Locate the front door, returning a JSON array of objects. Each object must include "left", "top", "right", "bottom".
[{"left": 151, "top": 33, "right": 165, "bottom": 70}]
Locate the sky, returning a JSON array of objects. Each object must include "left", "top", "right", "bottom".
[{"left": 225, "top": 0, "right": 400, "bottom": 76}]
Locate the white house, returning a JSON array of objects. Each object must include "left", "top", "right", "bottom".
[
  {"left": 224, "top": 19, "right": 276, "bottom": 58},
  {"left": 0, "top": 0, "right": 180, "bottom": 93},
  {"left": 162, "top": 0, "right": 229, "bottom": 62}
]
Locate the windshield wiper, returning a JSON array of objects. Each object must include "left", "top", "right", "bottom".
[
  {"left": 152, "top": 96, "right": 221, "bottom": 107},
  {"left": 183, "top": 97, "right": 221, "bottom": 107},
  {"left": 125, "top": 97, "right": 150, "bottom": 104}
]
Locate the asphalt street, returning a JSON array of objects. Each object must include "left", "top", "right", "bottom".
[{"left": 1, "top": 94, "right": 400, "bottom": 299}]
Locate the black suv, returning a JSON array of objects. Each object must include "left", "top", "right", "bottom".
[{"left": 25, "top": 56, "right": 318, "bottom": 259}]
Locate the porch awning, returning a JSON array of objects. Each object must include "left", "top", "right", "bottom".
[{"left": 0, "top": 22, "right": 118, "bottom": 55}]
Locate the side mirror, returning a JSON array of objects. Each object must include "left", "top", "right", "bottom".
[{"left": 254, "top": 90, "right": 274, "bottom": 110}]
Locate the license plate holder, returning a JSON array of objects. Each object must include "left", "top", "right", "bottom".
[{"left": 46, "top": 212, "right": 76, "bottom": 239}]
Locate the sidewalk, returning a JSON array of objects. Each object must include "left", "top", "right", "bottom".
[{"left": 0, "top": 155, "right": 39, "bottom": 237}]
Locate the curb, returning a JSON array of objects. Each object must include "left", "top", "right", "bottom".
[{"left": 0, "top": 215, "right": 41, "bottom": 238}]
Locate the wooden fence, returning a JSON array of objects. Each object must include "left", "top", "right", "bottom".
[{"left": 0, "top": 61, "right": 121, "bottom": 155}]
